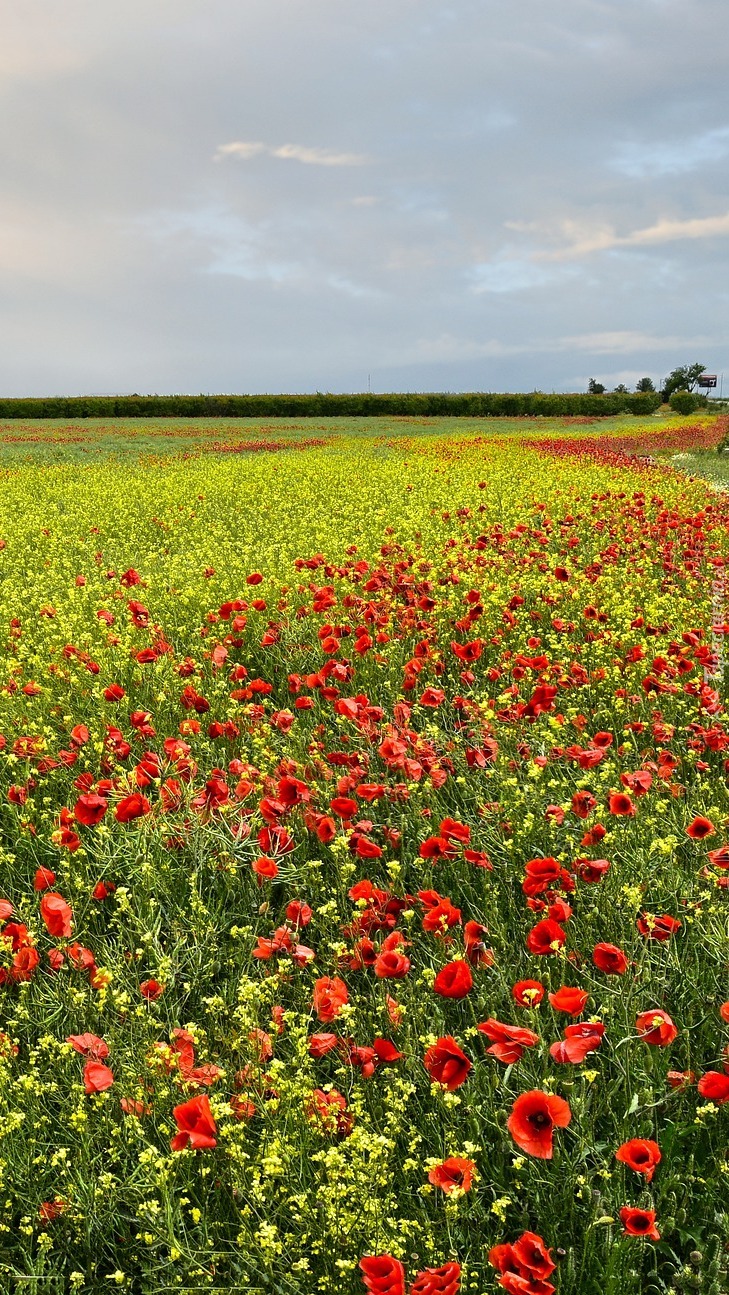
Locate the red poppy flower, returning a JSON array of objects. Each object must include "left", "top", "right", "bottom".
[
  {"left": 309, "top": 1032, "right": 339, "bottom": 1058},
  {"left": 33, "top": 867, "right": 56, "bottom": 891},
  {"left": 666, "top": 1069, "right": 695, "bottom": 1089},
  {"left": 252, "top": 856, "right": 279, "bottom": 880},
  {"left": 523, "top": 682, "right": 558, "bottom": 717},
  {"left": 423, "top": 1036, "right": 472, "bottom": 1090},
  {"left": 463, "top": 847, "right": 492, "bottom": 869},
  {"left": 463, "top": 920, "right": 494, "bottom": 966},
  {"left": 592, "top": 942, "right": 629, "bottom": 975},
  {"left": 420, "top": 687, "right": 445, "bottom": 707},
  {"left": 636, "top": 913, "right": 681, "bottom": 941},
  {"left": 526, "top": 919, "right": 566, "bottom": 955},
  {"left": 507, "top": 1089, "right": 571, "bottom": 1158},
  {"left": 285, "top": 900, "right": 312, "bottom": 928},
  {"left": 635, "top": 1009, "right": 677, "bottom": 1047},
  {"left": 121, "top": 1097, "right": 152, "bottom": 1117},
  {"left": 522, "top": 857, "right": 574, "bottom": 896},
  {"left": 419, "top": 836, "right": 455, "bottom": 860},
  {"left": 571, "top": 790, "right": 597, "bottom": 819},
  {"left": 621, "top": 769, "right": 652, "bottom": 797},
  {"left": 9, "top": 945, "right": 40, "bottom": 981},
  {"left": 697, "top": 1071, "right": 729, "bottom": 1103},
  {"left": 139, "top": 979, "right": 164, "bottom": 1000},
  {"left": 581, "top": 822, "right": 606, "bottom": 846},
  {"left": 68, "top": 943, "right": 96, "bottom": 973},
  {"left": 312, "top": 976, "right": 349, "bottom": 1021},
  {"left": 67, "top": 1033, "right": 109, "bottom": 1060},
  {"left": 488, "top": 1231, "right": 556, "bottom": 1295},
  {"left": 359, "top": 1255, "right": 406, "bottom": 1295},
  {"left": 306, "top": 1088, "right": 353, "bottom": 1137},
  {"left": 547, "top": 898, "right": 572, "bottom": 924},
  {"left": 707, "top": 844, "right": 729, "bottom": 869},
  {"left": 608, "top": 792, "right": 635, "bottom": 817},
  {"left": 74, "top": 793, "right": 108, "bottom": 827},
  {"left": 439, "top": 817, "right": 471, "bottom": 844},
  {"left": 549, "top": 1022, "right": 604, "bottom": 1064},
  {"left": 374, "top": 950, "right": 411, "bottom": 979},
  {"left": 83, "top": 1060, "right": 114, "bottom": 1094},
  {"left": 373, "top": 1038, "right": 404, "bottom": 1064},
  {"left": 477, "top": 1018, "right": 540, "bottom": 1064},
  {"left": 421, "top": 893, "right": 462, "bottom": 932},
  {"left": 258, "top": 824, "right": 294, "bottom": 855},
  {"left": 38, "top": 1198, "right": 67, "bottom": 1223},
  {"left": 512, "top": 980, "right": 545, "bottom": 1007},
  {"left": 576, "top": 857, "right": 611, "bottom": 884},
  {"left": 548, "top": 987, "right": 588, "bottom": 1016},
  {"left": 592, "top": 731, "right": 613, "bottom": 749},
  {"left": 686, "top": 816, "right": 715, "bottom": 840},
  {"left": 3, "top": 921, "right": 30, "bottom": 952},
  {"left": 171, "top": 1094, "right": 218, "bottom": 1150},
  {"left": 52, "top": 826, "right": 82, "bottom": 853},
  {"left": 720, "top": 1002, "right": 729, "bottom": 1024},
  {"left": 619, "top": 1207, "right": 660, "bottom": 1240},
  {"left": 615, "top": 1138, "right": 661, "bottom": 1182},
  {"left": 92, "top": 880, "right": 115, "bottom": 901},
  {"left": 428, "top": 1156, "right": 475, "bottom": 1194},
  {"left": 330, "top": 796, "right": 358, "bottom": 818},
  {"left": 39, "top": 893, "right": 73, "bottom": 939},
  {"left": 433, "top": 959, "right": 473, "bottom": 999},
  {"left": 511, "top": 1233, "right": 556, "bottom": 1281},
  {"left": 409, "top": 1261, "right": 461, "bottom": 1295},
  {"left": 115, "top": 793, "right": 151, "bottom": 823},
  {"left": 355, "top": 836, "right": 383, "bottom": 860}
]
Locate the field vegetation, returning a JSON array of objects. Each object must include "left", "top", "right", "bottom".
[{"left": 0, "top": 413, "right": 728, "bottom": 1295}]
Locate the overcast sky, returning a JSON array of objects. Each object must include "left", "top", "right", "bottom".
[{"left": 1, "top": 0, "right": 728, "bottom": 396}]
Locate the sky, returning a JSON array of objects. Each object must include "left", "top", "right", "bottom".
[{"left": 1, "top": 0, "right": 728, "bottom": 396}]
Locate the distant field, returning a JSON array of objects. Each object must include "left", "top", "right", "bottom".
[
  {"left": 1, "top": 412, "right": 728, "bottom": 1295},
  {"left": 0, "top": 410, "right": 724, "bottom": 464}
]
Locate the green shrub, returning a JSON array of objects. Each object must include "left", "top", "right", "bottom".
[{"left": 669, "top": 390, "right": 701, "bottom": 414}]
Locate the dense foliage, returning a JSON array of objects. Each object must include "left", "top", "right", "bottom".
[
  {"left": 0, "top": 390, "right": 662, "bottom": 420},
  {"left": 0, "top": 416, "right": 727, "bottom": 1295}
]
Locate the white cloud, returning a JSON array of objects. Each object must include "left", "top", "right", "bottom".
[
  {"left": 214, "top": 141, "right": 267, "bottom": 161},
  {"left": 214, "top": 141, "right": 369, "bottom": 166},
  {"left": 538, "top": 211, "right": 729, "bottom": 261},
  {"left": 270, "top": 143, "right": 368, "bottom": 166}
]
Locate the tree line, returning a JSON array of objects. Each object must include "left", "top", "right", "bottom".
[
  {"left": 0, "top": 391, "right": 664, "bottom": 419},
  {"left": 587, "top": 363, "right": 713, "bottom": 412}
]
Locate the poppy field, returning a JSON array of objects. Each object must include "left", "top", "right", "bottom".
[{"left": 0, "top": 414, "right": 728, "bottom": 1295}]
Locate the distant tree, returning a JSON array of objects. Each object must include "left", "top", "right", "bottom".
[
  {"left": 613, "top": 383, "right": 629, "bottom": 394},
  {"left": 588, "top": 378, "right": 606, "bottom": 394},
  {"left": 662, "top": 362, "right": 706, "bottom": 401},
  {"left": 635, "top": 377, "right": 655, "bottom": 393}
]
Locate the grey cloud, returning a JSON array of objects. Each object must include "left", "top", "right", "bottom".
[
  {"left": 1, "top": 0, "right": 728, "bottom": 395},
  {"left": 611, "top": 126, "right": 729, "bottom": 178},
  {"left": 469, "top": 260, "right": 576, "bottom": 294}
]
